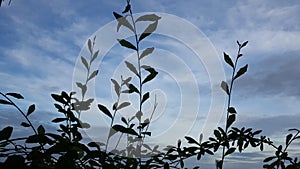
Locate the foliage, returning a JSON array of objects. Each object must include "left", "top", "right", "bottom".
[{"left": 0, "top": 0, "right": 299, "bottom": 169}]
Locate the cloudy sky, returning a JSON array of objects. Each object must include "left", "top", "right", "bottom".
[{"left": 0, "top": 0, "right": 300, "bottom": 168}]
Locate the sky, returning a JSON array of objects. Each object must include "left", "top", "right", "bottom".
[{"left": 0, "top": 0, "right": 300, "bottom": 168}]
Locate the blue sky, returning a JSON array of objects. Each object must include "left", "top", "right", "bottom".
[{"left": 0, "top": 0, "right": 300, "bottom": 168}]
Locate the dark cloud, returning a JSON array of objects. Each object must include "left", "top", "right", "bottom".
[{"left": 235, "top": 50, "right": 300, "bottom": 98}]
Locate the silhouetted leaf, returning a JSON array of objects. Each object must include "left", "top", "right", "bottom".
[
  {"left": 111, "top": 79, "right": 121, "bottom": 96},
  {"left": 6, "top": 93, "right": 24, "bottom": 99},
  {"left": 253, "top": 130, "right": 262, "bottom": 135},
  {"left": 20, "top": 122, "right": 30, "bottom": 127},
  {"left": 223, "top": 52, "right": 234, "bottom": 68},
  {"left": 140, "top": 47, "right": 154, "bottom": 60},
  {"left": 135, "top": 14, "right": 161, "bottom": 22},
  {"left": 228, "top": 107, "right": 237, "bottom": 114},
  {"left": 241, "top": 41, "right": 248, "bottom": 48},
  {"left": 121, "top": 77, "right": 132, "bottom": 85},
  {"left": 224, "top": 147, "right": 236, "bottom": 156},
  {"left": 226, "top": 114, "right": 236, "bottom": 129},
  {"left": 199, "top": 133, "right": 203, "bottom": 144},
  {"left": 0, "top": 99, "right": 12, "bottom": 105},
  {"left": 88, "top": 70, "right": 98, "bottom": 82},
  {"left": 81, "top": 56, "right": 89, "bottom": 70},
  {"left": 118, "top": 39, "right": 137, "bottom": 50},
  {"left": 126, "top": 84, "right": 139, "bottom": 94},
  {"left": 264, "top": 156, "right": 276, "bottom": 162},
  {"left": 98, "top": 104, "right": 112, "bottom": 119},
  {"left": 286, "top": 134, "right": 293, "bottom": 146},
  {"left": 117, "top": 102, "right": 130, "bottom": 110},
  {"left": 139, "top": 21, "right": 158, "bottom": 42},
  {"left": 121, "top": 117, "right": 127, "bottom": 125},
  {"left": 76, "top": 82, "right": 87, "bottom": 98},
  {"left": 142, "top": 66, "right": 158, "bottom": 84},
  {"left": 234, "top": 64, "right": 248, "bottom": 80},
  {"left": 38, "top": 125, "right": 45, "bottom": 135},
  {"left": 88, "top": 142, "right": 105, "bottom": 148},
  {"left": 142, "top": 132, "right": 151, "bottom": 136},
  {"left": 125, "top": 61, "right": 139, "bottom": 76},
  {"left": 0, "top": 126, "right": 13, "bottom": 141},
  {"left": 221, "top": 81, "right": 229, "bottom": 95},
  {"left": 113, "top": 12, "right": 134, "bottom": 32},
  {"left": 136, "top": 111, "right": 143, "bottom": 122},
  {"left": 122, "top": 4, "right": 130, "bottom": 13},
  {"left": 26, "top": 104, "right": 35, "bottom": 116},
  {"left": 88, "top": 39, "right": 92, "bottom": 54},
  {"left": 108, "top": 127, "right": 117, "bottom": 138},
  {"left": 141, "top": 92, "right": 149, "bottom": 104},
  {"left": 91, "top": 50, "right": 99, "bottom": 63},
  {"left": 185, "top": 136, "right": 200, "bottom": 146},
  {"left": 51, "top": 94, "right": 67, "bottom": 105},
  {"left": 112, "top": 124, "right": 138, "bottom": 136},
  {"left": 214, "top": 130, "right": 222, "bottom": 141},
  {"left": 52, "top": 118, "right": 67, "bottom": 123}
]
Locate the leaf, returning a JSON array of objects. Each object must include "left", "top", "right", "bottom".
[
  {"left": 221, "top": 81, "right": 229, "bottom": 95},
  {"left": 76, "top": 82, "right": 87, "bottom": 98},
  {"left": 91, "top": 50, "right": 99, "bottom": 63},
  {"left": 223, "top": 52, "right": 234, "bottom": 68},
  {"left": 185, "top": 136, "right": 200, "bottom": 146},
  {"left": 141, "top": 92, "right": 150, "bottom": 104},
  {"left": 111, "top": 79, "right": 120, "bottom": 96},
  {"left": 98, "top": 104, "right": 112, "bottom": 119},
  {"left": 0, "top": 126, "right": 13, "bottom": 141},
  {"left": 113, "top": 12, "right": 134, "bottom": 32},
  {"left": 140, "top": 47, "right": 154, "bottom": 60},
  {"left": 122, "top": 77, "right": 132, "bottom": 85},
  {"left": 118, "top": 39, "right": 137, "bottom": 51},
  {"left": 117, "top": 102, "right": 130, "bottom": 110},
  {"left": 88, "top": 39, "right": 92, "bottom": 54},
  {"left": 52, "top": 118, "right": 67, "bottom": 123},
  {"left": 263, "top": 156, "right": 276, "bottom": 162},
  {"left": 199, "top": 133, "right": 203, "bottom": 144},
  {"left": 224, "top": 147, "right": 236, "bottom": 156},
  {"left": 81, "top": 56, "right": 89, "bottom": 70},
  {"left": 127, "top": 84, "right": 139, "bottom": 94},
  {"left": 122, "top": 4, "right": 131, "bottom": 13},
  {"left": 27, "top": 104, "right": 35, "bottom": 116},
  {"left": 108, "top": 127, "right": 117, "bottom": 138},
  {"left": 286, "top": 134, "right": 293, "bottom": 146},
  {"left": 51, "top": 94, "right": 67, "bottom": 105},
  {"left": 38, "top": 125, "right": 45, "bottom": 135},
  {"left": 142, "top": 66, "right": 158, "bottom": 84},
  {"left": 121, "top": 117, "right": 127, "bottom": 125},
  {"left": 21, "top": 122, "right": 30, "bottom": 127},
  {"left": 125, "top": 61, "right": 139, "bottom": 76},
  {"left": 136, "top": 111, "right": 143, "bottom": 122},
  {"left": 0, "top": 99, "right": 12, "bottom": 105},
  {"left": 234, "top": 64, "right": 248, "bottom": 80},
  {"left": 136, "top": 14, "right": 161, "bottom": 22},
  {"left": 241, "top": 41, "right": 248, "bottom": 48},
  {"left": 228, "top": 107, "right": 237, "bottom": 114},
  {"left": 141, "top": 132, "right": 151, "bottom": 136},
  {"left": 226, "top": 114, "right": 236, "bottom": 129},
  {"left": 88, "top": 70, "right": 99, "bottom": 81},
  {"left": 112, "top": 124, "right": 138, "bottom": 136},
  {"left": 6, "top": 93, "right": 24, "bottom": 99},
  {"left": 139, "top": 21, "right": 158, "bottom": 42},
  {"left": 214, "top": 130, "right": 222, "bottom": 141}
]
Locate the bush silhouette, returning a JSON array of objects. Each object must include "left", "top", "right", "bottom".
[{"left": 0, "top": 0, "right": 299, "bottom": 169}]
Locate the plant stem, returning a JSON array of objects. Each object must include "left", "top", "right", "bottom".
[{"left": 220, "top": 46, "right": 242, "bottom": 169}]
